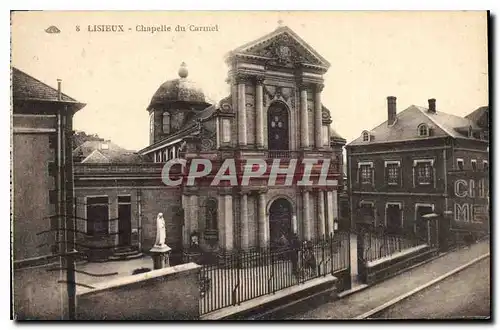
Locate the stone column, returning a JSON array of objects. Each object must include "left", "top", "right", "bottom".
[
  {"left": 237, "top": 77, "right": 247, "bottom": 146},
  {"left": 109, "top": 193, "right": 119, "bottom": 247},
  {"left": 302, "top": 190, "right": 311, "bottom": 240},
  {"left": 258, "top": 191, "right": 269, "bottom": 249},
  {"left": 326, "top": 190, "right": 335, "bottom": 235},
  {"left": 314, "top": 84, "right": 324, "bottom": 149},
  {"left": 223, "top": 194, "right": 234, "bottom": 251},
  {"left": 255, "top": 76, "right": 265, "bottom": 148},
  {"left": 240, "top": 193, "right": 249, "bottom": 250},
  {"left": 292, "top": 214, "right": 298, "bottom": 234},
  {"left": 300, "top": 84, "right": 309, "bottom": 149},
  {"left": 317, "top": 190, "right": 326, "bottom": 238},
  {"left": 190, "top": 195, "right": 199, "bottom": 234},
  {"left": 182, "top": 194, "right": 191, "bottom": 247}
]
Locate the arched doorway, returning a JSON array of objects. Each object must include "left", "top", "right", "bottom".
[
  {"left": 268, "top": 198, "right": 293, "bottom": 248},
  {"left": 267, "top": 102, "right": 289, "bottom": 150}
]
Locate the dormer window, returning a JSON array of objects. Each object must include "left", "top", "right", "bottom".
[
  {"left": 418, "top": 124, "right": 429, "bottom": 137},
  {"left": 362, "top": 131, "right": 370, "bottom": 142},
  {"left": 468, "top": 126, "right": 473, "bottom": 138}
]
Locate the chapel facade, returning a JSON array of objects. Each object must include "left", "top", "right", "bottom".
[{"left": 73, "top": 25, "right": 345, "bottom": 260}]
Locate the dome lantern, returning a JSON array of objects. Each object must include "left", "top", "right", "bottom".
[{"left": 178, "top": 62, "right": 188, "bottom": 79}]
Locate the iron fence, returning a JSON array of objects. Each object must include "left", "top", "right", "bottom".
[
  {"left": 360, "top": 227, "right": 428, "bottom": 263},
  {"left": 185, "top": 231, "right": 350, "bottom": 316}
]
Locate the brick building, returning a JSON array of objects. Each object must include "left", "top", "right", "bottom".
[
  {"left": 74, "top": 25, "right": 345, "bottom": 260},
  {"left": 346, "top": 97, "right": 489, "bottom": 243}
]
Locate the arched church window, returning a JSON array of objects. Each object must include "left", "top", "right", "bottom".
[
  {"left": 163, "top": 112, "right": 171, "bottom": 134},
  {"left": 205, "top": 199, "right": 218, "bottom": 231},
  {"left": 267, "top": 103, "right": 289, "bottom": 150}
]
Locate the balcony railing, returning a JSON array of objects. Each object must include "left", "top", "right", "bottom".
[
  {"left": 73, "top": 163, "right": 166, "bottom": 175},
  {"left": 267, "top": 150, "right": 295, "bottom": 159}
]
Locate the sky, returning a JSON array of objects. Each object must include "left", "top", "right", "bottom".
[{"left": 11, "top": 11, "right": 489, "bottom": 151}]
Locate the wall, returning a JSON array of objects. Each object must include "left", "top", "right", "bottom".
[
  {"left": 347, "top": 139, "right": 451, "bottom": 229},
  {"left": 350, "top": 194, "right": 445, "bottom": 231},
  {"left": 349, "top": 144, "right": 448, "bottom": 195},
  {"left": 13, "top": 116, "right": 56, "bottom": 262},
  {"left": 13, "top": 263, "right": 69, "bottom": 320},
  {"left": 74, "top": 186, "right": 183, "bottom": 253},
  {"left": 76, "top": 263, "right": 201, "bottom": 320}
]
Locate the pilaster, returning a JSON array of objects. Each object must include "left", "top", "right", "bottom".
[{"left": 314, "top": 83, "right": 324, "bottom": 149}]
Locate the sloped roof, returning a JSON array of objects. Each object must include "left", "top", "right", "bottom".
[
  {"left": 74, "top": 140, "right": 143, "bottom": 164},
  {"left": 348, "top": 104, "right": 482, "bottom": 146},
  {"left": 329, "top": 126, "right": 345, "bottom": 141},
  {"left": 12, "top": 67, "right": 79, "bottom": 103},
  {"left": 465, "top": 106, "right": 489, "bottom": 128}
]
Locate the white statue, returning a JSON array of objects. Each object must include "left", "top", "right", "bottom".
[{"left": 154, "top": 213, "right": 167, "bottom": 247}]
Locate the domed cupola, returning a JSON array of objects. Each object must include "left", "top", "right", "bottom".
[{"left": 147, "top": 62, "right": 209, "bottom": 110}]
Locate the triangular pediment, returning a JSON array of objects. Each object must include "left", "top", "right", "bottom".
[{"left": 230, "top": 26, "right": 330, "bottom": 69}]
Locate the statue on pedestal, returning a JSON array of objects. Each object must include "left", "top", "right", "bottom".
[
  {"left": 154, "top": 212, "right": 167, "bottom": 248},
  {"left": 150, "top": 212, "right": 171, "bottom": 270}
]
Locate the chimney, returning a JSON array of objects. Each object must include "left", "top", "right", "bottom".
[
  {"left": 428, "top": 98, "right": 436, "bottom": 113},
  {"left": 57, "top": 79, "right": 62, "bottom": 101},
  {"left": 387, "top": 96, "right": 397, "bottom": 126}
]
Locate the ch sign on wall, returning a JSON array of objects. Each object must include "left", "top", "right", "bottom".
[{"left": 451, "top": 176, "right": 489, "bottom": 231}]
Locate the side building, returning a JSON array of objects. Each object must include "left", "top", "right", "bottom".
[
  {"left": 346, "top": 97, "right": 489, "bottom": 246},
  {"left": 12, "top": 67, "right": 86, "bottom": 319}
]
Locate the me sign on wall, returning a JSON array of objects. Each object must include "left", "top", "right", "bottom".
[{"left": 448, "top": 171, "right": 489, "bottom": 232}]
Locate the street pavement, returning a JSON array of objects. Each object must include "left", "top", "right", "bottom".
[
  {"left": 282, "top": 240, "right": 490, "bottom": 319},
  {"left": 371, "top": 257, "right": 490, "bottom": 319}
]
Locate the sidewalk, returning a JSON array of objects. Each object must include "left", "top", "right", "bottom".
[{"left": 286, "top": 240, "right": 490, "bottom": 319}]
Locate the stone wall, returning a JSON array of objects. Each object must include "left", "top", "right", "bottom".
[
  {"left": 76, "top": 262, "right": 201, "bottom": 320},
  {"left": 13, "top": 263, "right": 69, "bottom": 320}
]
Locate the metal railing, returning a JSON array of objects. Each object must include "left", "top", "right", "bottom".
[
  {"left": 267, "top": 150, "right": 294, "bottom": 159},
  {"left": 185, "top": 232, "right": 350, "bottom": 316},
  {"left": 360, "top": 227, "right": 427, "bottom": 263}
]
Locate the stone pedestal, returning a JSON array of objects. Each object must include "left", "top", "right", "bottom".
[{"left": 150, "top": 245, "right": 172, "bottom": 270}]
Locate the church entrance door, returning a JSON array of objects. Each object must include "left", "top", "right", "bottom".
[{"left": 269, "top": 198, "right": 293, "bottom": 249}]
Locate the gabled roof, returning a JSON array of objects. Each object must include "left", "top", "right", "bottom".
[
  {"left": 226, "top": 26, "right": 330, "bottom": 70},
  {"left": 12, "top": 67, "right": 80, "bottom": 103},
  {"left": 347, "top": 104, "right": 483, "bottom": 146}
]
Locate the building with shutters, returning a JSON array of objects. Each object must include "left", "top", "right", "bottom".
[
  {"left": 73, "top": 25, "right": 346, "bottom": 262},
  {"left": 345, "top": 97, "right": 489, "bottom": 241}
]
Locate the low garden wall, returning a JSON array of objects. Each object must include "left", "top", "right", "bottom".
[{"left": 76, "top": 262, "right": 201, "bottom": 320}]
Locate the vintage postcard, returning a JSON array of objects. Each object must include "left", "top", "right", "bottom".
[{"left": 10, "top": 10, "right": 490, "bottom": 320}]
